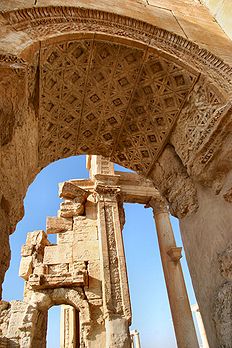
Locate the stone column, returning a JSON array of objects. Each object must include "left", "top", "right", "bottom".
[
  {"left": 130, "top": 330, "right": 141, "bottom": 348},
  {"left": 60, "top": 305, "right": 77, "bottom": 348},
  {"left": 149, "top": 197, "right": 199, "bottom": 348},
  {"left": 130, "top": 333, "right": 135, "bottom": 348},
  {"left": 191, "top": 304, "right": 209, "bottom": 348}
]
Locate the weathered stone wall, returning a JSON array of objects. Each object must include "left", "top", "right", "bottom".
[{"left": 179, "top": 170, "right": 232, "bottom": 348}]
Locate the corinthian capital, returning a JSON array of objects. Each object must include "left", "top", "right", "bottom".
[{"left": 148, "top": 195, "right": 168, "bottom": 214}]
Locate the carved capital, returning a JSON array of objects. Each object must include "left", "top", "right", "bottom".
[
  {"left": 148, "top": 196, "right": 168, "bottom": 214},
  {"left": 95, "top": 183, "right": 121, "bottom": 202}
]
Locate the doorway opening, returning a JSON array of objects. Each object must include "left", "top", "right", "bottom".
[{"left": 47, "top": 305, "right": 80, "bottom": 348}]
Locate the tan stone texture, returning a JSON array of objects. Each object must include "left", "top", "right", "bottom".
[{"left": 0, "top": 1, "right": 231, "bottom": 347}]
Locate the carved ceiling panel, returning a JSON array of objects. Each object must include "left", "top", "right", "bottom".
[
  {"left": 39, "top": 38, "right": 198, "bottom": 174},
  {"left": 170, "top": 76, "right": 230, "bottom": 172}
]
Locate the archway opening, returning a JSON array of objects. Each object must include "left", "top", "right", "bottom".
[
  {"left": 47, "top": 305, "right": 80, "bottom": 348},
  {"left": 1, "top": 155, "right": 202, "bottom": 347}
]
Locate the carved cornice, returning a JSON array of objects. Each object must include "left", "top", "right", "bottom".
[
  {"left": 95, "top": 184, "right": 121, "bottom": 198},
  {"left": 1, "top": 6, "right": 231, "bottom": 91},
  {"left": 0, "top": 53, "right": 26, "bottom": 66}
]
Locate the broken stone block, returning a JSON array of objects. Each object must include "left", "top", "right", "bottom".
[
  {"left": 59, "top": 182, "right": 89, "bottom": 201},
  {"left": 59, "top": 201, "right": 84, "bottom": 218},
  {"left": 46, "top": 216, "right": 72, "bottom": 234},
  {"left": 33, "top": 264, "right": 48, "bottom": 275},
  {"left": 19, "top": 256, "right": 33, "bottom": 280},
  {"left": 48, "top": 263, "right": 69, "bottom": 275},
  {"left": 21, "top": 244, "right": 33, "bottom": 257},
  {"left": 25, "top": 230, "right": 49, "bottom": 246},
  {"left": 28, "top": 274, "right": 42, "bottom": 287}
]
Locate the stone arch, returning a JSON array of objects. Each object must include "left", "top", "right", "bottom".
[
  {"left": 12, "top": 288, "right": 91, "bottom": 348},
  {"left": 0, "top": 3, "right": 232, "bottom": 348},
  {"left": 27, "top": 288, "right": 91, "bottom": 324}
]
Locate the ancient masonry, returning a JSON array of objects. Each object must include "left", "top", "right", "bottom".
[{"left": 0, "top": 155, "right": 199, "bottom": 347}]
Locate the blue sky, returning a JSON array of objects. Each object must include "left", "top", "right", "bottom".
[{"left": 2, "top": 155, "right": 199, "bottom": 347}]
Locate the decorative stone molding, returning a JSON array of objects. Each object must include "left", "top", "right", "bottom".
[
  {"left": 170, "top": 76, "right": 232, "bottom": 177},
  {"left": 0, "top": 53, "right": 26, "bottom": 66},
  {"left": 0, "top": 7, "right": 231, "bottom": 183},
  {"left": 0, "top": 6, "right": 231, "bottom": 90}
]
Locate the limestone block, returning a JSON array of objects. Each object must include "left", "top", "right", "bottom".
[
  {"left": 48, "top": 263, "right": 69, "bottom": 275},
  {"left": 33, "top": 264, "right": 48, "bottom": 275},
  {"left": 25, "top": 230, "right": 48, "bottom": 246},
  {"left": 105, "top": 317, "right": 131, "bottom": 348},
  {"left": 57, "top": 231, "right": 74, "bottom": 244},
  {"left": 46, "top": 216, "right": 72, "bottom": 234},
  {"left": 28, "top": 274, "right": 42, "bottom": 287},
  {"left": 72, "top": 241, "right": 100, "bottom": 261},
  {"left": 59, "top": 181, "right": 89, "bottom": 201},
  {"left": 73, "top": 217, "right": 98, "bottom": 241},
  {"left": 85, "top": 200, "right": 97, "bottom": 220},
  {"left": 19, "top": 256, "right": 33, "bottom": 280},
  {"left": 21, "top": 244, "right": 33, "bottom": 256},
  {"left": 43, "top": 244, "right": 72, "bottom": 264},
  {"left": 59, "top": 201, "right": 84, "bottom": 218},
  {"left": 71, "top": 261, "right": 87, "bottom": 273},
  {"left": 6, "top": 301, "right": 30, "bottom": 339}
]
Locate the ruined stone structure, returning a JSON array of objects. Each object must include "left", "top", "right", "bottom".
[
  {"left": 0, "top": 0, "right": 232, "bottom": 347},
  {"left": 0, "top": 155, "right": 199, "bottom": 347}
]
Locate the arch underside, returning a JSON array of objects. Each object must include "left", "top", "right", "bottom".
[
  {"left": 37, "top": 35, "right": 200, "bottom": 174},
  {"left": 0, "top": 6, "right": 231, "bottom": 178}
]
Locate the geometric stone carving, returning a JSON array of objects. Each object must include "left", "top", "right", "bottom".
[
  {"left": 170, "top": 76, "right": 229, "bottom": 174},
  {"left": 39, "top": 38, "right": 198, "bottom": 176}
]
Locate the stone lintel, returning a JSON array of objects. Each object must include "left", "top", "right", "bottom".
[
  {"left": 115, "top": 171, "right": 160, "bottom": 204},
  {"left": 28, "top": 272, "right": 88, "bottom": 289},
  {"left": 94, "top": 173, "right": 120, "bottom": 187},
  {"left": 46, "top": 216, "right": 73, "bottom": 234}
]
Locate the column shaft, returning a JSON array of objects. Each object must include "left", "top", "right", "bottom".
[{"left": 153, "top": 209, "right": 199, "bottom": 348}]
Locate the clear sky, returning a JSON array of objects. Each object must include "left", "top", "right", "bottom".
[{"left": 2, "top": 155, "right": 200, "bottom": 347}]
